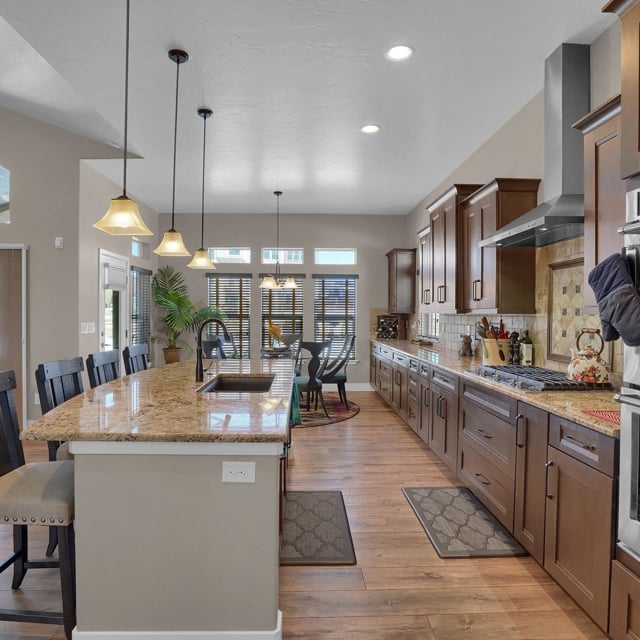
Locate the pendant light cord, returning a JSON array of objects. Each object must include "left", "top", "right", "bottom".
[
  {"left": 170, "top": 55, "right": 182, "bottom": 231},
  {"left": 275, "top": 190, "right": 282, "bottom": 280},
  {"left": 122, "top": 0, "right": 130, "bottom": 197},
  {"left": 200, "top": 114, "right": 207, "bottom": 247}
]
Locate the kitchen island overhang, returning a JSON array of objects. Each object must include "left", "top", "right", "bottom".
[{"left": 22, "top": 358, "right": 294, "bottom": 640}]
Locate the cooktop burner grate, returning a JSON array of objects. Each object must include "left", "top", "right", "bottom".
[{"left": 471, "top": 365, "right": 613, "bottom": 391}]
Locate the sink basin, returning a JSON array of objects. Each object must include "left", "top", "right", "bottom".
[{"left": 198, "top": 373, "right": 275, "bottom": 393}]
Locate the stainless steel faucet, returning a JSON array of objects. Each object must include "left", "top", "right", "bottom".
[{"left": 195, "top": 318, "right": 231, "bottom": 382}]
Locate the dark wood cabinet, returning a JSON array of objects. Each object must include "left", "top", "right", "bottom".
[
  {"left": 513, "top": 402, "right": 548, "bottom": 565},
  {"left": 544, "top": 415, "right": 617, "bottom": 632},
  {"left": 573, "top": 95, "right": 627, "bottom": 313},
  {"left": 604, "top": 1, "right": 640, "bottom": 178},
  {"left": 386, "top": 249, "right": 416, "bottom": 314},
  {"left": 417, "top": 226, "right": 433, "bottom": 314},
  {"left": 417, "top": 361, "right": 430, "bottom": 445},
  {"left": 390, "top": 351, "right": 409, "bottom": 421},
  {"left": 610, "top": 558, "right": 640, "bottom": 640},
  {"left": 426, "top": 184, "right": 481, "bottom": 313},
  {"left": 429, "top": 366, "right": 458, "bottom": 472},
  {"left": 460, "top": 178, "right": 539, "bottom": 314}
]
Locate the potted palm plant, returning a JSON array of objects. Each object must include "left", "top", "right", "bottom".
[{"left": 152, "top": 265, "right": 223, "bottom": 364}]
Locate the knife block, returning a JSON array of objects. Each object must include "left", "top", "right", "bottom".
[{"left": 481, "top": 338, "right": 510, "bottom": 366}]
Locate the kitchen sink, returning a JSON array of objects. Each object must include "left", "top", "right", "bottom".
[{"left": 198, "top": 373, "right": 275, "bottom": 393}]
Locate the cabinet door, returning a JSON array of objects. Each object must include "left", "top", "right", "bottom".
[
  {"left": 513, "top": 402, "right": 548, "bottom": 565},
  {"left": 462, "top": 196, "right": 496, "bottom": 311},
  {"left": 582, "top": 107, "right": 626, "bottom": 312},
  {"left": 610, "top": 560, "right": 640, "bottom": 640},
  {"left": 369, "top": 349, "right": 377, "bottom": 388},
  {"left": 418, "top": 227, "right": 433, "bottom": 313},
  {"left": 431, "top": 200, "right": 457, "bottom": 311},
  {"left": 544, "top": 446, "right": 614, "bottom": 631},
  {"left": 407, "top": 371, "right": 420, "bottom": 433},
  {"left": 429, "top": 381, "right": 458, "bottom": 472},
  {"left": 387, "top": 249, "right": 416, "bottom": 314},
  {"left": 615, "top": 2, "right": 640, "bottom": 179}
]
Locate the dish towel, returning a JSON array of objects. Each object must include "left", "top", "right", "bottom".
[{"left": 588, "top": 250, "right": 640, "bottom": 346}]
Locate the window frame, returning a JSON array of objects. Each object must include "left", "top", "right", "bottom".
[{"left": 130, "top": 266, "right": 152, "bottom": 347}]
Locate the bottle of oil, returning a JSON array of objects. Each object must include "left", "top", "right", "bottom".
[{"left": 519, "top": 330, "right": 533, "bottom": 366}]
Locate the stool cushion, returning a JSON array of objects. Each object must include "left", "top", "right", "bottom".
[
  {"left": 56, "top": 441, "right": 74, "bottom": 461},
  {"left": 0, "top": 461, "right": 74, "bottom": 526}
]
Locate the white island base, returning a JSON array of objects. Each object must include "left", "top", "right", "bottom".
[{"left": 70, "top": 440, "right": 283, "bottom": 640}]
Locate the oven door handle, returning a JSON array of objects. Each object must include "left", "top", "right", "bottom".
[{"left": 615, "top": 392, "right": 640, "bottom": 409}]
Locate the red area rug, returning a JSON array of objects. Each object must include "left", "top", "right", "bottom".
[{"left": 296, "top": 393, "right": 360, "bottom": 428}]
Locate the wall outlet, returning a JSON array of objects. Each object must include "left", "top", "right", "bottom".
[{"left": 222, "top": 461, "right": 256, "bottom": 483}]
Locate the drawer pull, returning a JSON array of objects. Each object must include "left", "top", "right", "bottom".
[
  {"left": 515, "top": 413, "right": 526, "bottom": 448},
  {"left": 562, "top": 434, "right": 595, "bottom": 451},
  {"left": 545, "top": 460, "right": 555, "bottom": 499},
  {"left": 477, "top": 428, "right": 493, "bottom": 439},
  {"left": 474, "top": 472, "right": 491, "bottom": 486}
]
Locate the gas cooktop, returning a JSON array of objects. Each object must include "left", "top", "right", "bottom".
[{"left": 468, "top": 365, "right": 614, "bottom": 392}]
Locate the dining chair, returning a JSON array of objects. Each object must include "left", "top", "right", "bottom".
[
  {"left": 122, "top": 343, "right": 149, "bottom": 375},
  {"left": 0, "top": 369, "right": 76, "bottom": 639},
  {"left": 202, "top": 320, "right": 238, "bottom": 359},
  {"left": 293, "top": 340, "right": 332, "bottom": 418},
  {"left": 35, "top": 356, "right": 83, "bottom": 555},
  {"left": 321, "top": 335, "right": 356, "bottom": 408},
  {"left": 86, "top": 349, "right": 120, "bottom": 388}
]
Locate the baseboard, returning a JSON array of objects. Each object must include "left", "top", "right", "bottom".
[
  {"left": 72, "top": 611, "right": 282, "bottom": 639},
  {"left": 346, "top": 383, "right": 375, "bottom": 391}
]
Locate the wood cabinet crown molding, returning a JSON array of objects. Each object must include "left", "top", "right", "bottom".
[
  {"left": 461, "top": 178, "right": 541, "bottom": 206},
  {"left": 572, "top": 94, "right": 621, "bottom": 134},
  {"left": 603, "top": 0, "right": 638, "bottom": 17},
  {"left": 425, "top": 184, "right": 482, "bottom": 212}
]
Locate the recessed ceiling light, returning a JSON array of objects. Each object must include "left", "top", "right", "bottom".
[
  {"left": 385, "top": 45, "right": 413, "bottom": 61},
  {"left": 361, "top": 124, "right": 381, "bottom": 134}
]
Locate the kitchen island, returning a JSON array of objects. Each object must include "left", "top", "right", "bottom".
[{"left": 22, "top": 358, "right": 294, "bottom": 640}]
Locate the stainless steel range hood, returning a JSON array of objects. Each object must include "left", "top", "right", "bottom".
[{"left": 479, "top": 43, "right": 590, "bottom": 249}]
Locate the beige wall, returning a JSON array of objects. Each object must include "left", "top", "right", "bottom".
[
  {"left": 156, "top": 211, "right": 407, "bottom": 384},
  {"left": 591, "top": 19, "right": 621, "bottom": 107}
]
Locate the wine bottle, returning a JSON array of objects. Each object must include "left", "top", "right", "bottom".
[{"left": 519, "top": 330, "right": 533, "bottom": 366}]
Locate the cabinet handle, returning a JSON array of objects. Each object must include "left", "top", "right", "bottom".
[
  {"left": 423, "top": 388, "right": 430, "bottom": 408},
  {"left": 562, "top": 434, "right": 596, "bottom": 451},
  {"left": 437, "top": 284, "right": 446, "bottom": 303},
  {"left": 515, "top": 413, "right": 526, "bottom": 448},
  {"left": 472, "top": 278, "right": 482, "bottom": 302},
  {"left": 474, "top": 472, "right": 491, "bottom": 486},
  {"left": 440, "top": 397, "right": 447, "bottom": 419},
  {"left": 435, "top": 395, "right": 441, "bottom": 417},
  {"left": 477, "top": 428, "right": 493, "bottom": 439},
  {"left": 545, "top": 460, "right": 555, "bottom": 499},
  {"left": 423, "top": 288, "right": 431, "bottom": 305}
]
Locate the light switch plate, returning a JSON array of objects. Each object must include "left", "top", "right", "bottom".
[{"left": 222, "top": 461, "right": 256, "bottom": 483}]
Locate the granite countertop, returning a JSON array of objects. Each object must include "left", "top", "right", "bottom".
[
  {"left": 372, "top": 339, "right": 621, "bottom": 438},
  {"left": 22, "top": 359, "right": 294, "bottom": 444}
]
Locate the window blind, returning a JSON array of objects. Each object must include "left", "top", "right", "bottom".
[
  {"left": 130, "top": 266, "right": 152, "bottom": 346},
  {"left": 260, "top": 276, "right": 304, "bottom": 347}
]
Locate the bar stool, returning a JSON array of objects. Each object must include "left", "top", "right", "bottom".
[{"left": 0, "top": 369, "right": 76, "bottom": 639}]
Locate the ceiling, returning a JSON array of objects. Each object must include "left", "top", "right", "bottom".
[{"left": 0, "top": 1, "right": 616, "bottom": 216}]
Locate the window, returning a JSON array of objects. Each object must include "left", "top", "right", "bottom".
[
  {"left": 314, "top": 249, "right": 356, "bottom": 265},
  {"left": 207, "top": 273, "right": 252, "bottom": 358},
  {"left": 130, "top": 266, "right": 152, "bottom": 346},
  {"left": 131, "top": 238, "right": 151, "bottom": 259},
  {"left": 419, "top": 312, "right": 440, "bottom": 339},
  {"left": 313, "top": 274, "right": 357, "bottom": 359},
  {"left": 261, "top": 249, "right": 304, "bottom": 265},
  {"left": 0, "top": 165, "right": 9, "bottom": 224},
  {"left": 260, "top": 276, "right": 304, "bottom": 347},
  {"left": 210, "top": 248, "right": 251, "bottom": 264}
]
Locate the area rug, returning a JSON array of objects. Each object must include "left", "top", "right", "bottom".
[
  {"left": 280, "top": 490, "right": 356, "bottom": 565},
  {"left": 296, "top": 393, "right": 360, "bottom": 428},
  {"left": 402, "top": 486, "right": 527, "bottom": 559}
]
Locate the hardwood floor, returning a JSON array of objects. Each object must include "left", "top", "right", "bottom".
[
  {"left": 5, "top": 393, "right": 608, "bottom": 638},
  {"left": 280, "top": 391, "right": 608, "bottom": 640}
]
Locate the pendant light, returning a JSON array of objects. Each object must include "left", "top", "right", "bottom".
[
  {"left": 259, "top": 190, "right": 297, "bottom": 289},
  {"left": 94, "top": 0, "right": 152, "bottom": 236},
  {"left": 154, "top": 49, "right": 191, "bottom": 256},
  {"left": 187, "top": 108, "right": 216, "bottom": 270}
]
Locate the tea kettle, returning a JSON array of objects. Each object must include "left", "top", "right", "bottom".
[{"left": 567, "top": 328, "right": 610, "bottom": 384}]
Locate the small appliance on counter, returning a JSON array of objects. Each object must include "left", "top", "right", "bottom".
[{"left": 376, "top": 313, "right": 408, "bottom": 339}]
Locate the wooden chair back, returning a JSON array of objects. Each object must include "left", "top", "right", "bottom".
[
  {"left": 322, "top": 335, "right": 356, "bottom": 381},
  {"left": 86, "top": 350, "right": 120, "bottom": 388},
  {"left": 35, "top": 357, "right": 85, "bottom": 415},
  {"left": 0, "top": 370, "right": 24, "bottom": 474},
  {"left": 122, "top": 343, "right": 149, "bottom": 375}
]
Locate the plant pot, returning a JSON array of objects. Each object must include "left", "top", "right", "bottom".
[{"left": 162, "top": 347, "right": 181, "bottom": 364}]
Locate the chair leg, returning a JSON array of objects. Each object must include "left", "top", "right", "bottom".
[
  {"left": 11, "top": 525, "right": 27, "bottom": 589},
  {"left": 46, "top": 527, "right": 58, "bottom": 557},
  {"left": 57, "top": 524, "right": 76, "bottom": 640},
  {"left": 339, "top": 382, "right": 348, "bottom": 408},
  {"left": 317, "top": 389, "right": 330, "bottom": 418}
]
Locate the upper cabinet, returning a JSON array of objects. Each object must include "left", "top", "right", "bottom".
[
  {"left": 386, "top": 248, "right": 416, "bottom": 314},
  {"left": 417, "top": 227, "right": 433, "bottom": 316},
  {"left": 460, "top": 178, "right": 540, "bottom": 314},
  {"left": 604, "top": 1, "right": 640, "bottom": 178},
  {"left": 426, "top": 184, "right": 481, "bottom": 313},
  {"left": 573, "top": 95, "right": 626, "bottom": 313}
]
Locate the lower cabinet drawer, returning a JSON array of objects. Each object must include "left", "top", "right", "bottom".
[{"left": 458, "top": 443, "right": 514, "bottom": 531}]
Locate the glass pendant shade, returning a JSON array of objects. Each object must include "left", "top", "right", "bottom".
[
  {"left": 96, "top": 0, "right": 153, "bottom": 237},
  {"left": 153, "top": 229, "right": 190, "bottom": 256},
  {"left": 187, "top": 247, "right": 215, "bottom": 269},
  {"left": 259, "top": 274, "right": 279, "bottom": 289},
  {"left": 94, "top": 195, "right": 153, "bottom": 235},
  {"left": 282, "top": 277, "right": 297, "bottom": 289}
]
